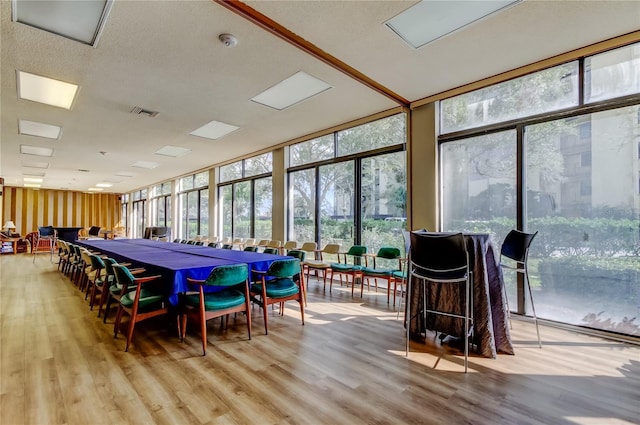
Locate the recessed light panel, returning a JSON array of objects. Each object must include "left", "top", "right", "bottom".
[
  {"left": 250, "top": 71, "right": 332, "bottom": 110},
  {"left": 20, "top": 145, "right": 54, "bottom": 157},
  {"left": 23, "top": 177, "right": 43, "bottom": 183},
  {"left": 21, "top": 160, "right": 49, "bottom": 169},
  {"left": 154, "top": 145, "right": 191, "bottom": 157},
  {"left": 23, "top": 171, "right": 46, "bottom": 177},
  {"left": 95, "top": 183, "right": 112, "bottom": 187},
  {"left": 24, "top": 183, "right": 41, "bottom": 188},
  {"left": 18, "top": 120, "right": 62, "bottom": 139},
  {"left": 13, "top": 0, "right": 113, "bottom": 46},
  {"left": 115, "top": 171, "right": 136, "bottom": 177},
  {"left": 190, "top": 120, "right": 239, "bottom": 140},
  {"left": 87, "top": 187, "right": 104, "bottom": 192},
  {"left": 131, "top": 161, "right": 159, "bottom": 169},
  {"left": 385, "top": 0, "right": 521, "bottom": 49},
  {"left": 17, "top": 71, "right": 79, "bottom": 110}
]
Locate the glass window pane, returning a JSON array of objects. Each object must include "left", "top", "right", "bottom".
[
  {"left": 156, "top": 198, "right": 164, "bottom": 227},
  {"left": 289, "top": 169, "right": 316, "bottom": 242},
  {"left": 337, "top": 114, "right": 406, "bottom": 157},
  {"left": 187, "top": 191, "right": 198, "bottom": 239},
  {"left": 219, "top": 162, "right": 242, "bottom": 182},
  {"left": 150, "top": 184, "right": 161, "bottom": 198},
  {"left": 162, "top": 182, "right": 172, "bottom": 195},
  {"left": 290, "top": 135, "right": 334, "bottom": 167},
  {"left": 441, "top": 130, "right": 517, "bottom": 235},
  {"left": 319, "top": 161, "right": 354, "bottom": 248},
  {"left": 132, "top": 191, "right": 140, "bottom": 201},
  {"left": 585, "top": 42, "right": 640, "bottom": 103},
  {"left": 361, "top": 151, "right": 406, "bottom": 252},
  {"left": 245, "top": 153, "right": 272, "bottom": 177},
  {"left": 219, "top": 185, "right": 232, "bottom": 238},
  {"left": 441, "top": 62, "right": 579, "bottom": 133},
  {"left": 199, "top": 189, "right": 208, "bottom": 237},
  {"left": 234, "top": 181, "right": 252, "bottom": 238},
  {"left": 179, "top": 175, "right": 194, "bottom": 191},
  {"left": 254, "top": 177, "right": 272, "bottom": 240},
  {"left": 165, "top": 196, "right": 172, "bottom": 229},
  {"left": 526, "top": 106, "right": 640, "bottom": 334},
  {"left": 140, "top": 189, "right": 147, "bottom": 200},
  {"left": 195, "top": 172, "right": 208, "bottom": 188}
]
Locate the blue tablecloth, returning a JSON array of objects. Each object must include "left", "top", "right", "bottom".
[{"left": 75, "top": 239, "right": 289, "bottom": 305}]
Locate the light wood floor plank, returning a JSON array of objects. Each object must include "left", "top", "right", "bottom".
[{"left": 1, "top": 253, "right": 638, "bottom": 425}]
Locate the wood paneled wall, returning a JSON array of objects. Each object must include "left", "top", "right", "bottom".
[{"left": 1, "top": 187, "right": 122, "bottom": 236}]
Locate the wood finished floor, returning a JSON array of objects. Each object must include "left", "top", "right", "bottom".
[{"left": 1, "top": 253, "right": 639, "bottom": 425}]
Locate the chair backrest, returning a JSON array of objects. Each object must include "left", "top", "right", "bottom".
[
  {"left": 221, "top": 243, "right": 233, "bottom": 250},
  {"left": 103, "top": 257, "right": 118, "bottom": 280},
  {"left": 88, "top": 226, "right": 101, "bottom": 236},
  {"left": 263, "top": 247, "right": 278, "bottom": 255},
  {"left": 344, "top": 245, "right": 367, "bottom": 265},
  {"left": 233, "top": 238, "right": 243, "bottom": 245},
  {"left": 173, "top": 238, "right": 181, "bottom": 243},
  {"left": 300, "top": 242, "right": 317, "bottom": 253},
  {"left": 221, "top": 237, "right": 232, "bottom": 244},
  {"left": 112, "top": 264, "right": 135, "bottom": 287},
  {"left": 287, "top": 249, "right": 305, "bottom": 261},
  {"left": 283, "top": 240, "right": 298, "bottom": 250},
  {"left": 268, "top": 240, "right": 282, "bottom": 248},
  {"left": 207, "top": 242, "right": 218, "bottom": 248},
  {"left": 38, "top": 226, "right": 55, "bottom": 237},
  {"left": 501, "top": 229, "right": 538, "bottom": 263},
  {"left": 244, "top": 238, "right": 256, "bottom": 247},
  {"left": 89, "top": 254, "right": 106, "bottom": 271},
  {"left": 321, "top": 243, "right": 341, "bottom": 255},
  {"left": 257, "top": 239, "right": 269, "bottom": 247},
  {"left": 376, "top": 246, "right": 401, "bottom": 259},
  {"left": 410, "top": 232, "right": 468, "bottom": 278},
  {"left": 244, "top": 246, "right": 258, "bottom": 252},
  {"left": 204, "top": 264, "right": 248, "bottom": 287},
  {"left": 195, "top": 241, "right": 204, "bottom": 246},
  {"left": 267, "top": 259, "right": 301, "bottom": 277}
]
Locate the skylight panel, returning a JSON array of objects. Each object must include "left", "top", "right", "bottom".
[
  {"left": 18, "top": 120, "right": 62, "bottom": 139},
  {"left": 17, "top": 71, "right": 79, "bottom": 110},
  {"left": 190, "top": 120, "right": 239, "bottom": 140}
]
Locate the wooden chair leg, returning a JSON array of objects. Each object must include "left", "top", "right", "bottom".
[
  {"left": 114, "top": 306, "right": 124, "bottom": 338},
  {"left": 125, "top": 319, "right": 136, "bottom": 352},
  {"left": 201, "top": 309, "right": 207, "bottom": 355}
]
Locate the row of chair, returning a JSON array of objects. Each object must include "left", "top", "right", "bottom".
[{"left": 55, "top": 239, "right": 306, "bottom": 355}]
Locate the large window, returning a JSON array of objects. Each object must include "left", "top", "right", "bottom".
[
  {"left": 131, "top": 189, "right": 147, "bottom": 239},
  {"left": 218, "top": 154, "right": 272, "bottom": 239},
  {"left": 177, "top": 172, "right": 208, "bottom": 240},
  {"left": 149, "top": 182, "right": 172, "bottom": 228},
  {"left": 288, "top": 113, "right": 406, "bottom": 250},
  {"left": 440, "top": 42, "right": 640, "bottom": 337}
]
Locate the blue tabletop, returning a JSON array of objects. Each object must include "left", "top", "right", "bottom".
[{"left": 75, "top": 239, "right": 290, "bottom": 305}]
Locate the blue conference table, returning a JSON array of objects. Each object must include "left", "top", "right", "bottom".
[{"left": 76, "top": 239, "right": 289, "bottom": 305}]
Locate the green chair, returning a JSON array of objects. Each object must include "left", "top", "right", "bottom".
[
  {"left": 244, "top": 246, "right": 258, "bottom": 252},
  {"left": 180, "top": 264, "right": 252, "bottom": 355},
  {"left": 263, "top": 247, "right": 278, "bottom": 255},
  {"left": 87, "top": 254, "right": 107, "bottom": 311},
  {"left": 287, "top": 250, "right": 307, "bottom": 305},
  {"left": 328, "top": 245, "right": 367, "bottom": 296},
  {"left": 100, "top": 258, "right": 145, "bottom": 322},
  {"left": 361, "top": 247, "right": 403, "bottom": 304},
  {"left": 251, "top": 259, "right": 304, "bottom": 334},
  {"left": 112, "top": 264, "right": 166, "bottom": 352}
]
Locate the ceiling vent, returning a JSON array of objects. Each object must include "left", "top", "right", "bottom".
[{"left": 130, "top": 106, "right": 159, "bottom": 117}]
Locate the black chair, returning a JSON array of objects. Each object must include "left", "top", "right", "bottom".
[
  {"left": 88, "top": 226, "right": 101, "bottom": 238},
  {"left": 500, "top": 229, "right": 541, "bottom": 348},
  {"left": 407, "top": 232, "right": 472, "bottom": 372}
]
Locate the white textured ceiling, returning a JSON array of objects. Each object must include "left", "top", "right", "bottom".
[{"left": 1, "top": 0, "right": 639, "bottom": 193}]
